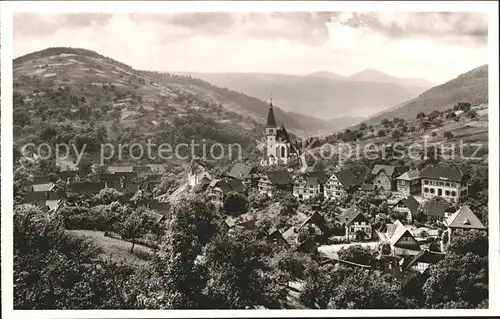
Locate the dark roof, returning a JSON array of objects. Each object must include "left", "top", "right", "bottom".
[
  {"left": 419, "top": 164, "right": 465, "bottom": 182},
  {"left": 305, "top": 176, "right": 320, "bottom": 186},
  {"left": 70, "top": 182, "right": 105, "bottom": 193},
  {"left": 308, "top": 171, "right": 329, "bottom": 184},
  {"left": 298, "top": 211, "right": 328, "bottom": 230},
  {"left": 23, "top": 191, "right": 47, "bottom": 203},
  {"left": 360, "top": 183, "right": 376, "bottom": 191},
  {"left": 228, "top": 163, "right": 254, "bottom": 180},
  {"left": 133, "top": 165, "right": 151, "bottom": 172},
  {"left": 405, "top": 249, "right": 445, "bottom": 269},
  {"left": 423, "top": 199, "right": 452, "bottom": 217},
  {"left": 265, "top": 170, "right": 292, "bottom": 185},
  {"left": 446, "top": 205, "right": 487, "bottom": 230},
  {"left": 342, "top": 206, "right": 369, "bottom": 226},
  {"left": 372, "top": 164, "right": 398, "bottom": 177},
  {"left": 114, "top": 171, "right": 138, "bottom": 180},
  {"left": 121, "top": 182, "right": 139, "bottom": 193},
  {"left": 213, "top": 179, "right": 245, "bottom": 194},
  {"left": 395, "top": 196, "right": 420, "bottom": 214},
  {"left": 266, "top": 102, "right": 277, "bottom": 128},
  {"left": 226, "top": 179, "right": 245, "bottom": 193},
  {"left": 32, "top": 175, "right": 51, "bottom": 184},
  {"left": 334, "top": 169, "right": 359, "bottom": 188},
  {"left": 99, "top": 173, "right": 119, "bottom": 180},
  {"left": 58, "top": 170, "right": 79, "bottom": 179}
]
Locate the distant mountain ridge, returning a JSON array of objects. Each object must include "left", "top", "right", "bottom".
[
  {"left": 365, "top": 64, "right": 488, "bottom": 124},
  {"left": 178, "top": 71, "right": 430, "bottom": 119},
  {"left": 347, "top": 69, "right": 436, "bottom": 88}
]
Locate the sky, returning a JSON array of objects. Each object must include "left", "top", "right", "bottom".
[{"left": 13, "top": 12, "right": 488, "bottom": 84}]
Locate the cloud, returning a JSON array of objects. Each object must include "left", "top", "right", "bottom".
[
  {"left": 13, "top": 12, "right": 488, "bottom": 83},
  {"left": 336, "top": 12, "right": 488, "bottom": 44}
]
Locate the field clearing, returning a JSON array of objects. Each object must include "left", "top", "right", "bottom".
[{"left": 66, "top": 229, "right": 154, "bottom": 266}]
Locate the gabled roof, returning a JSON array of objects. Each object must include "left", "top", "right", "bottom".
[
  {"left": 446, "top": 205, "right": 486, "bottom": 230},
  {"left": 298, "top": 211, "right": 327, "bottom": 231},
  {"left": 308, "top": 171, "right": 329, "bottom": 184},
  {"left": 306, "top": 176, "right": 320, "bottom": 186},
  {"left": 389, "top": 220, "right": 420, "bottom": 249},
  {"left": 333, "top": 169, "right": 359, "bottom": 188},
  {"left": 276, "top": 126, "right": 292, "bottom": 144},
  {"left": 396, "top": 169, "right": 420, "bottom": 181},
  {"left": 265, "top": 170, "right": 292, "bottom": 185},
  {"left": 23, "top": 191, "right": 47, "bottom": 204},
  {"left": 372, "top": 164, "right": 398, "bottom": 177},
  {"left": 45, "top": 199, "right": 62, "bottom": 212},
  {"left": 228, "top": 163, "right": 254, "bottom": 180},
  {"left": 212, "top": 178, "right": 245, "bottom": 194},
  {"left": 395, "top": 196, "right": 420, "bottom": 214},
  {"left": 405, "top": 249, "right": 445, "bottom": 269},
  {"left": 423, "top": 198, "right": 452, "bottom": 217},
  {"left": 341, "top": 206, "right": 369, "bottom": 226},
  {"left": 419, "top": 164, "right": 465, "bottom": 182}
]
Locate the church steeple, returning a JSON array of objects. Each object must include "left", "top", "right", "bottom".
[{"left": 266, "top": 97, "right": 277, "bottom": 128}]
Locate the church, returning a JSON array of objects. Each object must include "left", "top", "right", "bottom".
[{"left": 260, "top": 99, "right": 297, "bottom": 166}]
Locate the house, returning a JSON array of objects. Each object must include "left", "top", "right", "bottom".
[
  {"left": 258, "top": 170, "right": 293, "bottom": 196},
  {"left": 419, "top": 164, "right": 468, "bottom": 203},
  {"left": 267, "top": 228, "right": 290, "bottom": 248},
  {"left": 227, "top": 163, "right": 259, "bottom": 186},
  {"left": 296, "top": 237, "right": 318, "bottom": 254},
  {"left": 143, "top": 174, "right": 162, "bottom": 192},
  {"left": 392, "top": 196, "right": 420, "bottom": 223},
  {"left": 445, "top": 205, "right": 487, "bottom": 238},
  {"left": 31, "top": 176, "right": 55, "bottom": 192},
  {"left": 421, "top": 197, "right": 454, "bottom": 222},
  {"left": 187, "top": 164, "right": 212, "bottom": 188},
  {"left": 297, "top": 211, "right": 330, "bottom": 238},
  {"left": 221, "top": 215, "right": 255, "bottom": 232},
  {"left": 70, "top": 182, "right": 105, "bottom": 194},
  {"left": 45, "top": 199, "right": 66, "bottom": 215},
  {"left": 403, "top": 249, "right": 445, "bottom": 274},
  {"left": 372, "top": 165, "right": 402, "bottom": 191},
  {"left": 324, "top": 169, "right": 359, "bottom": 200},
  {"left": 396, "top": 169, "right": 421, "bottom": 195},
  {"left": 386, "top": 220, "right": 421, "bottom": 256},
  {"left": 293, "top": 175, "right": 321, "bottom": 200},
  {"left": 149, "top": 200, "right": 172, "bottom": 220},
  {"left": 114, "top": 171, "right": 138, "bottom": 181},
  {"left": 340, "top": 206, "right": 372, "bottom": 241},
  {"left": 207, "top": 178, "right": 245, "bottom": 207},
  {"left": 99, "top": 173, "right": 122, "bottom": 189}
]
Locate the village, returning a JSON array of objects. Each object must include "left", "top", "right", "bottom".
[{"left": 16, "top": 100, "right": 488, "bottom": 294}]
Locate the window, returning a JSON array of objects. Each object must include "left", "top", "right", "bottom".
[
  {"left": 445, "top": 182, "right": 450, "bottom": 187},
  {"left": 439, "top": 182, "right": 444, "bottom": 186},
  {"left": 400, "top": 181, "right": 406, "bottom": 185},
  {"left": 424, "top": 180, "right": 429, "bottom": 185},
  {"left": 451, "top": 191, "right": 457, "bottom": 197},
  {"left": 445, "top": 190, "right": 450, "bottom": 196},
  {"left": 430, "top": 188, "right": 435, "bottom": 194},
  {"left": 424, "top": 187, "right": 429, "bottom": 193},
  {"left": 350, "top": 227, "right": 355, "bottom": 232},
  {"left": 438, "top": 188, "right": 442, "bottom": 196}
]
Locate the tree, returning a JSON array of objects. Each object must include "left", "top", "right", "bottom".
[
  {"left": 377, "top": 129, "right": 386, "bottom": 137},
  {"left": 422, "top": 230, "right": 488, "bottom": 308},
  {"left": 391, "top": 129, "right": 402, "bottom": 141},
  {"left": 381, "top": 119, "right": 391, "bottom": 127},
  {"left": 416, "top": 112, "right": 426, "bottom": 121},
  {"left": 201, "top": 231, "right": 287, "bottom": 309},
  {"left": 95, "top": 188, "right": 124, "bottom": 205},
  {"left": 443, "top": 131, "right": 454, "bottom": 141},
  {"left": 223, "top": 192, "right": 249, "bottom": 216},
  {"left": 280, "top": 193, "right": 299, "bottom": 215},
  {"left": 337, "top": 245, "right": 378, "bottom": 267},
  {"left": 119, "top": 211, "right": 152, "bottom": 252},
  {"left": 14, "top": 204, "right": 141, "bottom": 309}
]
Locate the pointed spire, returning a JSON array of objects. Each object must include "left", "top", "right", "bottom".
[{"left": 266, "top": 96, "right": 277, "bottom": 128}]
